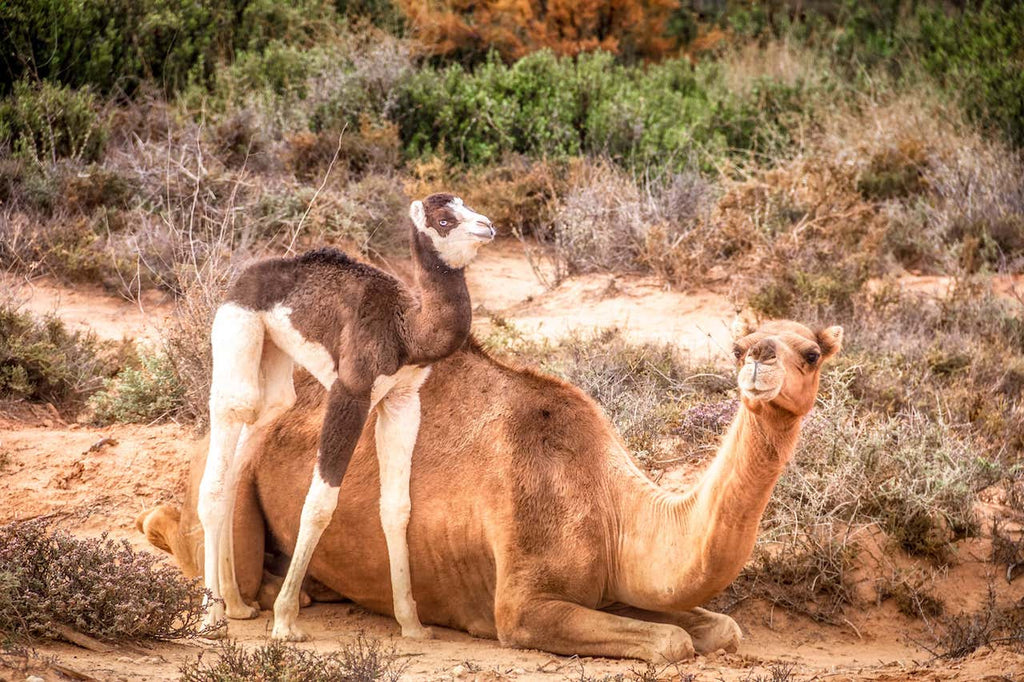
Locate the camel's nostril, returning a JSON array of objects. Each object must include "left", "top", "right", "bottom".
[{"left": 749, "top": 340, "right": 777, "bottom": 363}]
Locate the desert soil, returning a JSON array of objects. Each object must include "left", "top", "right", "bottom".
[{"left": 2, "top": 242, "right": 1023, "bottom": 681}]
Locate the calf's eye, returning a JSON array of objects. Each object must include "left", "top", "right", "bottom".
[{"left": 439, "top": 219, "right": 448, "bottom": 226}]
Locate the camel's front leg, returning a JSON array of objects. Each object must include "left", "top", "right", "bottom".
[
  {"left": 373, "top": 368, "right": 433, "bottom": 639},
  {"left": 271, "top": 382, "right": 369, "bottom": 642},
  {"left": 495, "top": 597, "right": 695, "bottom": 663},
  {"left": 603, "top": 605, "right": 742, "bottom": 655}
]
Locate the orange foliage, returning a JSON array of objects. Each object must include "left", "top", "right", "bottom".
[{"left": 398, "top": 0, "right": 681, "bottom": 61}]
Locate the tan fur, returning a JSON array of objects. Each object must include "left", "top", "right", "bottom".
[{"left": 143, "top": 319, "right": 840, "bottom": 662}]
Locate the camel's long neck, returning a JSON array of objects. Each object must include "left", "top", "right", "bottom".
[
  {"left": 611, "top": 404, "right": 801, "bottom": 611},
  {"left": 405, "top": 227, "right": 472, "bottom": 364}
]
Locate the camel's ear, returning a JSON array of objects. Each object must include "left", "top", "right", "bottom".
[
  {"left": 731, "top": 312, "right": 757, "bottom": 340},
  {"left": 817, "top": 325, "right": 844, "bottom": 360},
  {"left": 409, "top": 200, "right": 426, "bottom": 231}
]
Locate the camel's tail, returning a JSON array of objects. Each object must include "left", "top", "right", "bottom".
[{"left": 136, "top": 504, "right": 182, "bottom": 557}]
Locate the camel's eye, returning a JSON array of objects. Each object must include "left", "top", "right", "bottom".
[
  {"left": 732, "top": 346, "right": 744, "bottom": 360},
  {"left": 439, "top": 219, "right": 448, "bottom": 227},
  {"left": 805, "top": 350, "right": 820, "bottom": 365}
]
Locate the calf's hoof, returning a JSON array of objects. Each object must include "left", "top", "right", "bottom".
[
  {"left": 226, "top": 601, "right": 260, "bottom": 620},
  {"left": 401, "top": 625, "right": 435, "bottom": 640}
]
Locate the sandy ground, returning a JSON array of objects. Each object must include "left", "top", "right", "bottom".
[{"left": 2, "top": 242, "right": 1024, "bottom": 681}]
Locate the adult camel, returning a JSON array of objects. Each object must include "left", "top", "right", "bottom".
[{"left": 139, "top": 318, "right": 843, "bottom": 661}]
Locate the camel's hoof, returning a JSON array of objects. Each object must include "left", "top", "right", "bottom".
[
  {"left": 401, "top": 625, "right": 435, "bottom": 640},
  {"left": 226, "top": 602, "right": 260, "bottom": 620},
  {"left": 271, "top": 622, "right": 310, "bottom": 642}
]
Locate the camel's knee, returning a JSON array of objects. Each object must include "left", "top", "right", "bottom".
[
  {"left": 679, "top": 608, "right": 742, "bottom": 655},
  {"left": 379, "top": 498, "right": 411, "bottom": 536},
  {"left": 209, "top": 384, "right": 262, "bottom": 425},
  {"left": 495, "top": 600, "right": 545, "bottom": 649}
]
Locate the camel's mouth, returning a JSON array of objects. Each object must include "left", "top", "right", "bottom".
[
  {"left": 463, "top": 222, "right": 496, "bottom": 241},
  {"left": 739, "top": 385, "right": 782, "bottom": 402}
]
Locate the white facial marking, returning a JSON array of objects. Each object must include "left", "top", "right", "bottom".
[
  {"left": 264, "top": 304, "right": 337, "bottom": 389},
  {"left": 415, "top": 198, "right": 494, "bottom": 269}
]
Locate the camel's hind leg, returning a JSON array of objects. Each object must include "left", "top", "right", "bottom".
[
  {"left": 218, "top": 340, "right": 296, "bottom": 619},
  {"left": 198, "top": 303, "right": 264, "bottom": 635},
  {"left": 373, "top": 366, "right": 433, "bottom": 639}
]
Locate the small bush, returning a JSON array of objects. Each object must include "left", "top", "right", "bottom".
[
  {"left": 394, "top": 50, "right": 812, "bottom": 172},
  {"left": 0, "top": 303, "right": 115, "bottom": 407},
  {"left": 163, "top": 262, "right": 233, "bottom": 428},
  {"left": 180, "top": 636, "right": 405, "bottom": 682},
  {"left": 0, "top": 519, "right": 206, "bottom": 642},
  {"left": 768, "top": 376, "right": 985, "bottom": 563},
  {"left": 88, "top": 350, "right": 186, "bottom": 424},
  {"left": 537, "top": 327, "right": 729, "bottom": 465},
  {"left": 875, "top": 569, "right": 945, "bottom": 619},
  {"left": 929, "top": 585, "right": 1024, "bottom": 660},
  {"left": 725, "top": 529, "right": 857, "bottom": 624},
  {"left": 0, "top": 81, "right": 107, "bottom": 163}
]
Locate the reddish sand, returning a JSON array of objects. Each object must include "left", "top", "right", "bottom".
[{"left": 2, "top": 243, "right": 1023, "bottom": 681}]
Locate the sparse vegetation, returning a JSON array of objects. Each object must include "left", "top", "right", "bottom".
[
  {"left": 179, "top": 636, "right": 406, "bottom": 682},
  {"left": 0, "top": 519, "right": 206, "bottom": 642},
  {"left": 928, "top": 585, "right": 1024, "bottom": 660},
  {"left": 0, "top": 302, "right": 116, "bottom": 408},
  {"left": 2, "top": 0, "right": 1024, "bottom": 665},
  {"left": 876, "top": 569, "right": 945, "bottom": 620},
  {"left": 88, "top": 349, "right": 186, "bottom": 424}
]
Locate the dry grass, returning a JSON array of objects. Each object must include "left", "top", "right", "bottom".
[
  {"left": 875, "top": 568, "right": 945, "bottom": 620},
  {"left": 180, "top": 636, "right": 406, "bottom": 682},
  {"left": 925, "top": 584, "right": 1024, "bottom": 660}
]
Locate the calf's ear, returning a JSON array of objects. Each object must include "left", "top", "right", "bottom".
[{"left": 409, "top": 200, "right": 426, "bottom": 230}]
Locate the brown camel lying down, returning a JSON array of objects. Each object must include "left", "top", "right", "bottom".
[{"left": 139, "top": 318, "right": 842, "bottom": 662}]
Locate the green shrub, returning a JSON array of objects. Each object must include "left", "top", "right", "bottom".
[
  {"left": 0, "top": 0, "right": 226, "bottom": 96},
  {"left": 394, "top": 50, "right": 812, "bottom": 171},
  {"left": 916, "top": 2, "right": 1024, "bottom": 146},
  {"left": 0, "top": 519, "right": 206, "bottom": 642},
  {"left": 0, "top": 304, "right": 114, "bottom": 407},
  {"left": 0, "top": 0, "right": 344, "bottom": 98},
  {"left": 0, "top": 81, "right": 107, "bottom": 163},
  {"left": 88, "top": 350, "right": 186, "bottom": 424}
]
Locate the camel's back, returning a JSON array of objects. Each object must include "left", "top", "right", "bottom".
[{"left": 252, "top": 343, "right": 617, "bottom": 633}]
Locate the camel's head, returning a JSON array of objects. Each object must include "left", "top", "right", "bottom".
[
  {"left": 731, "top": 317, "right": 843, "bottom": 417},
  {"left": 410, "top": 193, "right": 495, "bottom": 269}
]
